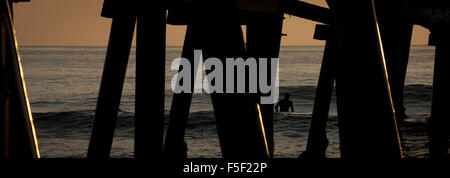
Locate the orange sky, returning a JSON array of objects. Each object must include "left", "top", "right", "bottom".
[{"left": 13, "top": 0, "right": 430, "bottom": 46}]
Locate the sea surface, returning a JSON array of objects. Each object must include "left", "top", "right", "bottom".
[{"left": 19, "top": 45, "right": 438, "bottom": 158}]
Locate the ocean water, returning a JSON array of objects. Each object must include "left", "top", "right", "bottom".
[{"left": 19, "top": 45, "right": 437, "bottom": 158}]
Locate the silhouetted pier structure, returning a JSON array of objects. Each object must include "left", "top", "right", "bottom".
[
  {"left": 1, "top": 0, "right": 449, "bottom": 160},
  {"left": 84, "top": 0, "right": 450, "bottom": 159},
  {"left": 303, "top": 0, "right": 450, "bottom": 159}
]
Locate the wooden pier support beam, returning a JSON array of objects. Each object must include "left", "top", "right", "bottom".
[
  {"left": 281, "top": 0, "right": 331, "bottom": 25},
  {"left": 375, "top": 1, "right": 413, "bottom": 122},
  {"left": 429, "top": 25, "right": 450, "bottom": 159},
  {"left": 194, "top": 1, "right": 269, "bottom": 159},
  {"left": 301, "top": 24, "right": 338, "bottom": 159},
  {"left": 135, "top": 9, "right": 166, "bottom": 159},
  {"left": 328, "top": 0, "right": 403, "bottom": 158},
  {"left": 88, "top": 17, "right": 136, "bottom": 158},
  {"left": 246, "top": 11, "right": 284, "bottom": 158},
  {"left": 7, "top": 0, "right": 12, "bottom": 19},
  {"left": 163, "top": 25, "right": 195, "bottom": 159}
]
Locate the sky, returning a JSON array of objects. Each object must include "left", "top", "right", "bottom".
[{"left": 13, "top": 0, "right": 430, "bottom": 46}]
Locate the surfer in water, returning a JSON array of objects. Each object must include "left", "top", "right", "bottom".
[{"left": 275, "top": 93, "right": 294, "bottom": 112}]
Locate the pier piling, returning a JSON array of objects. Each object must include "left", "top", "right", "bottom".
[
  {"left": 376, "top": 1, "right": 413, "bottom": 123},
  {"left": 135, "top": 9, "right": 167, "bottom": 159},
  {"left": 195, "top": 1, "right": 269, "bottom": 159},
  {"left": 429, "top": 25, "right": 450, "bottom": 159},
  {"left": 328, "top": 0, "right": 403, "bottom": 158},
  {"left": 163, "top": 25, "right": 195, "bottom": 159},
  {"left": 0, "top": 0, "right": 39, "bottom": 158}
]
